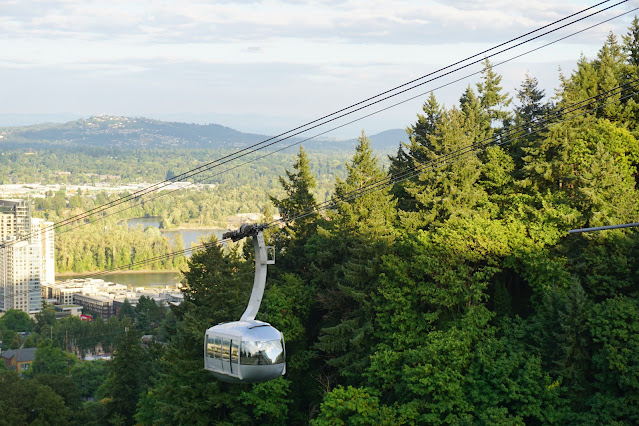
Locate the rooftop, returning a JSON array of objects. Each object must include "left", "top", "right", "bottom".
[{"left": 1, "top": 347, "right": 37, "bottom": 363}]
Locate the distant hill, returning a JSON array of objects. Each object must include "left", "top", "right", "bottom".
[
  {"left": 0, "top": 115, "right": 405, "bottom": 152},
  {"left": 342, "top": 129, "right": 406, "bottom": 152},
  {"left": 0, "top": 116, "right": 269, "bottom": 150}
]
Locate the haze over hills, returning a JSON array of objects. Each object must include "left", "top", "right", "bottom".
[{"left": 0, "top": 115, "right": 405, "bottom": 152}]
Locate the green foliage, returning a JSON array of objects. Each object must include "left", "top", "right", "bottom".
[
  {"left": 0, "top": 370, "right": 71, "bottom": 425},
  {"left": 0, "top": 309, "right": 35, "bottom": 332},
  {"left": 270, "top": 145, "right": 318, "bottom": 221},
  {"left": 241, "top": 378, "right": 291, "bottom": 424},
  {"left": 312, "top": 133, "right": 397, "bottom": 383},
  {"left": 71, "top": 359, "right": 109, "bottom": 399},
  {"left": 312, "top": 386, "right": 398, "bottom": 425},
  {"left": 35, "top": 303, "right": 57, "bottom": 333},
  {"left": 34, "top": 373, "right": 82, "bottom": 411},
  {"left": 586, "top": 296, "right": 639, "bottom": 422},
  {"left": 134, "top": 295, "right": 164, "bottom": 334},
  {"left": 118, "top": 299, "right": 135, "bottom": 321},
  {"left": 32, "top": 339, "right": 77, "bottom": 376},
  {"left": 101, "top": 322, "right": 163, "bottom": 425}
]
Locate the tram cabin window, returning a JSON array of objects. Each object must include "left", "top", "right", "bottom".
[
  {"left": 241, "top": 340, "right": 285, "bottom": 365},
  {"left": 231, "top": 341, "right": 239, "bottom": 363},
  {"left": 214, "top": 337, "right": 222, "bottom": 359},
  {"left": 207, "top": 337, "right": 215, "bottom": 358},
  {"left": 222, "top": 338, "right": 230, "bottom": 360}
]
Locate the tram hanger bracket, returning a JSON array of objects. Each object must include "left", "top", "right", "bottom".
[{"left": 223, "top": 223, "right": 269, "bottom": 242}]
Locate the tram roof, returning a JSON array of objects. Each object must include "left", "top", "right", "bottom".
[{"left": 205, "top": 319, "right": 282, "bottom": 341}]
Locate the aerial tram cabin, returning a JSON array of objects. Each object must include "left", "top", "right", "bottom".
[{"left": 204, "top": 224, "right": 286, "bottom": 383}]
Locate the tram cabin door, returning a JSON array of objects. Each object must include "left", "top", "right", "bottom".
[{"left": 206, "top": 334, "right": 240, "bottom": 378}]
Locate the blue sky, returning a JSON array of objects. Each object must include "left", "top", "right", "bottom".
[{"left": 0, "top": 0, "right": 636, "bottom": 138}]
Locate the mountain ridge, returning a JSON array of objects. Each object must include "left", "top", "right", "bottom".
[{"left": 0, "top": 115, "right": 405, "bottom": 152}]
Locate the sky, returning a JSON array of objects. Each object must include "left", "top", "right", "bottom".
[{"left": 0, "top": 0, "right": 637, "bottom": 139}]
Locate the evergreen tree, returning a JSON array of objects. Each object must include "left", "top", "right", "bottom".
[
  {"left": 522, "top": 118, "right": 639, "bottom": 228},
  {"left": 269, "top": 145, "right": 320, "bottom": 277},
  {"left": 118, "top": 298, "right": 135, "bottom": 321},
  {"left": 587, "top": 296, "right": 639, "bottom": 423},
  {"left": 512, "top": 73, "right": 553, "bottom": 170},
  {"left": 399, "top": 105, "right": 488, "bottom": 230},
  {"left": 269, "top": 145, "right": 318, "bottom": 224},
  {"left": 623, "top": 16, "right": 639, "bottom": 67},
  {"left": 397, "top": 92, "right": 442, "bottom": 167},
  {"left": 476, "top": 59, "right": 512, "bottom": 133},
  {"left": 389, "top": 92, "right": 443, "bottom": 211},
  {"left": 103, "top": 322, "right": 145, "bottom": 425},
  {"left": 315, "top": 132, "right": 396, "bottom": 382}
]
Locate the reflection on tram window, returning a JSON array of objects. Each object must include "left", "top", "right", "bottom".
[
  {"left": 214, "top": 336, "right": 222, "bottom": 359},
  {"left": 222, "top": 338, "right": 230, "bottom": 360},
  {"left": 231, "top": 341, "right": 239, "bottom": 363},
  {"left": 240, "top": 340, "right": 285, "bottom": 365},
  {"left": 207, "top": 337, "right": 215, "bottom": 358}
]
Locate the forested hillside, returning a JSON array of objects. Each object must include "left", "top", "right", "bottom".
[
  {"left": 0, "top": 116, "right": 268, "bottom": 149},
  {"left": 2, "top": 20, "right": 639, "bottom": 425}
]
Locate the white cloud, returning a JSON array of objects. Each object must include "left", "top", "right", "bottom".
[{"left": 0, "top": 0, "right": 636, "bottom": 135}]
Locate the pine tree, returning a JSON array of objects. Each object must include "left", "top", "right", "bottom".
[
  {"left": 460, "top": 84, "right": 491, "bottom": 141},
  {"left": 315, "top": 132, "right": 396, "bottom": 382},
  {"left": 621, "top": 17, "right": 639, "bottom": 132},
  {"left": 118, "top": 298, "right": 135, "bottom": 320},
  {"left": 389, "top": 92, "right": 443, "bottom": 212},
  {"left": 554, "top": 281, "right": 593, "bottom": 409},
  {"left": 104, "top": 321, "right": 145, "bottom": 425},
  {"left": 333, "top": 131, "right": 396, "bottom": 239},
  {"left": 399, "top": 105, "right": 488, "bottom": 230},
  {"left": 476, "top": 59, "right": 512, "bottom": 133},
  {"left": 402, "top": 92, "right": 442, "bottom": 165},
  {"left": 512, "top": 73, "right": 553, "bottom": 171},
  {"left": 269, "top": 145, "right": 318, "bottom": 224},
  {"left": 623, "top": 16, "right": 639, "bottom": 66},
  {"left": 269, "top": 145, "right": 320, "bottom": 276}
]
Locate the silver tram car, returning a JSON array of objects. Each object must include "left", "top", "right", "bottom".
[{"left": 204, "top": 224, "right": 286, "bottom": 383}]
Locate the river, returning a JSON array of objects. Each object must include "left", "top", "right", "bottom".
[
  {"left": 125, "top": 217, "right": 228, "bottom": 251},
  {"left": 98, "top": 270, "right": 183, "bottom": 288}
]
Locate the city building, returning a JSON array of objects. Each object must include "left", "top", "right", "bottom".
[
  {"left": 43, "top": 278, "right": 182, "bottom": 319},
  {"left": 0, "top": 199, "right": 54, "bottom": 315},
  {"left": 74, "top": 293, "right": 115, "bottom": 319},
  {"left": 31, "top": 218, "right": 55, "bottom": 285},
  {"left": 0, "top": 238, "right": 41, "bottom": 314},
  {"left": 53, "top": 304, "right": 83, "bottom": 318},
  {"left": 0, "top": 199, "right": 31, "bottom": 240}
]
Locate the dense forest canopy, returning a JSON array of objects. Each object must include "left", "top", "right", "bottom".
[{"left": 2, "top": 20, "right": 639, "bottom": 425}]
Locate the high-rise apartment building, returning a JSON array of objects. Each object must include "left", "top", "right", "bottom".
[
  {"left": 0, "top": 199, "right": 31, "bottom": 240},
  {"left": 0, "top": 199, "right": 53, "bottom": 314},
  {"left": 0, "top": 238, "right": 41, "bottom": 314},
  {"left": 31, "top": 218, "right": 55, "bottom": 286}
]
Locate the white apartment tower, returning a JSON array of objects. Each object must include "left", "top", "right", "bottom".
[
  {"left": 31, "top": 217, "right": 55, "bottom": 286},
  {"left": 0, "top": 199, "right": 31, "bottom": 240},
  {"left": 0, "top": 200, "right": 53, "bottom": 314},
  {"left": 0, "top": 239, "right": 41, "bottom": 314}
]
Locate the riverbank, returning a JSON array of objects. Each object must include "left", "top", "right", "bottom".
[
  {"left": 56, "top": 269, "right": 183, "bottom": 278},
  {"left": 56, "top": 269, "right": 184, "bottom": 288}
]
